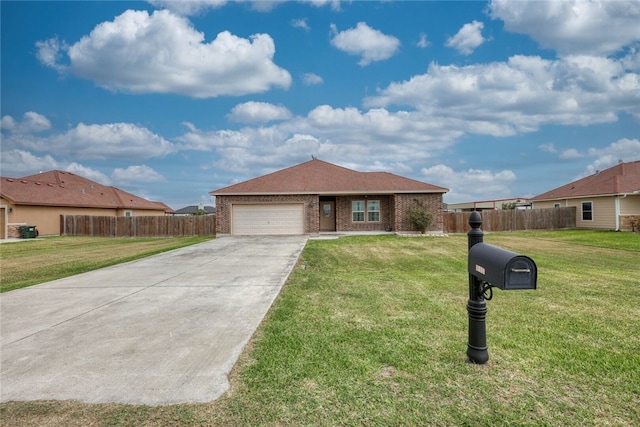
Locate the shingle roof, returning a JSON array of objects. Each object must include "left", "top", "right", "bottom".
[
  {"left": 210, "top": 159, "right": 448, "bottom": 195},
  {"left": 1, "top": 170, "right": 166, "bottom": 211},
  {"left": 532, "top": 160, "right": 640, "bottom": 200}
]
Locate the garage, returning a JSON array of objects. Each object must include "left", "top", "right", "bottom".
[{"left": 231, "top": 204, "right": 305, "bottom": 235}]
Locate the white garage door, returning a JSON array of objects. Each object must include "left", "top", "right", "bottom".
[{"left": 232, "top": 204, "right": 305, "bottom": 235}]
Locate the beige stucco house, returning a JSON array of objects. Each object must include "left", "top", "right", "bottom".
[
  {"left": 210, "top": 159, "right": 448, "bottom": 235},
  {"left": 1, "top": 170, "right": 170, "bottom": 238},
  {"left": 531, "top": 160, "right": 640, "bottom": 231}
]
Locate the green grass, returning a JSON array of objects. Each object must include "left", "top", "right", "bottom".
[
  {"left": 1, "top": 230, "right": 639, "bottom": 426},
  {"left": 0, "top": 236, "right": 213, "bottom": 292}
]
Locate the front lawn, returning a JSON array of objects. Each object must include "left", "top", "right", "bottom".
[
  {"left": 1, "top": 231, "right": 638, "bottom": 426},
  {"left": 0, "top": 236, "right": 213, "bottom": 293}
]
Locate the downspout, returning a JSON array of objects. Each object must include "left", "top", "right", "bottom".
[{"left": 616, "top": 193, "right": 628, "bottom": 231}]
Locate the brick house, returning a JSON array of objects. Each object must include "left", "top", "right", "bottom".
[
  {"left": 0, "top": 170, "right": 171, "bottom": 238},
  {"left": 210, "top": 159, "right": 448, "bottom": 235},
  {"left": 531, "top": 160, "right": 640, "bottom": 231}
]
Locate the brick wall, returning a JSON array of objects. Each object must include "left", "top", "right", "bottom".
[
  {"left": 215, "top": 195, "right": 319, "bottom": 234},
  {"left": 215, "top": 192, "right": 444, "bottom": 234},
  {"left": 335, "top": 195, "right": 393, "bottom": 231},
  {"left": 393, "top": 193, "right": 444, "bottom": 232}
]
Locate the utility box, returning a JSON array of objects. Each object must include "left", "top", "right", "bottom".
[
  {"left": 468, "top": 242, "right": 537, "bottom": 290},
  {"left": 18, "top": 225, "right": 38, "bottom": 239}
]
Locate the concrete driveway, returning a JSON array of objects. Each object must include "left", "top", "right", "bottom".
[{"left": 0, "top": 236, "right": 307, "bottom": 405}]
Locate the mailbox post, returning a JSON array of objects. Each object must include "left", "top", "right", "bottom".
[
  {"left": 465, "top": 211, "right": 537, "bottom": 364},
  {"left": 467, "top": 211, "right": 489, "bottom": 364}
]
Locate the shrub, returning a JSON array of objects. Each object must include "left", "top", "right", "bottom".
[{"left": 408, "top": 199, "right": 433, "bottom": 234}]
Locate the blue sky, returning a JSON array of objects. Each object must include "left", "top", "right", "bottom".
[{"left": 2, "top": 0, "right": 639, "bottom": 209}]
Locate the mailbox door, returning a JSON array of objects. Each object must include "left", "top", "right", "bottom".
[{"left": 504, "top": 257, "right": 537, "bottom": 290}]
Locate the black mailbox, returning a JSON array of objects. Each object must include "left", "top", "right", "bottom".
[{"left": 468, "top": 243, "right": 537, "bottom": 290}]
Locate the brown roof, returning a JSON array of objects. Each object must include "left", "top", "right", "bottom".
[
  {"left": 532, "top": 160, "right": 640, "bottom": 200},
  {"left": 1, "top": 170, "right": 166, "bottom": 211},
  {"left": 211, "top": 159, "right": 448, "bottom": 195}
]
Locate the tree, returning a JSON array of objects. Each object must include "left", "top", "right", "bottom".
[{"left": 408, "top": 199, "right": 433, "bottom": 234}]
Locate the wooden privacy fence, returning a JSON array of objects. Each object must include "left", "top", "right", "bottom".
[
  {"left": 443, "top": 207, "right": 576, "bottom": 234},
  {"left": 61, "top": 215, "right": 216, "bottom": 237}
]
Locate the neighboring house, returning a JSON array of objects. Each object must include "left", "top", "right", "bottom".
[
  {"left": 447, "top": 198, "right": 532, "bottom": 212},
  {"left": 210, "top": 159, "right": 448, "bottom": 235},
  {"left": 0, "top": 170, "right": 170, "bottom": 238},
  {"left": 531, "top": 160, "right": 640, "bottom": 231},
  {"left": 173, "top": 204, "right": 216, "bottom": 216}
]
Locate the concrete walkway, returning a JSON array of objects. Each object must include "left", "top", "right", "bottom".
[{"left": 0, "top": 236, "right": 308, "bottom": 405}]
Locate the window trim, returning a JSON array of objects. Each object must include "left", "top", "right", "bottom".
[
  {"left": 352, "top": 200, "right": 365, "bottom": 222},
  {"left": 352, "top": 199, "right": 381, "bottom": 223},
  {"left": 581, "top": 201, "right": 593, "bottom": 221},
  {"left": 367, "top": 200, "right": 381, "bottom": 222},
  {"left": 124, "top": 210, "right": 133, "bottom": 217}
]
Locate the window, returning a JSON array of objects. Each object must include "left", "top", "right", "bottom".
[
  {"left": 581, "top": 202, "right": 593, "bottom": 221},
  {"left": 125, "top": 210, "right": 133, "bottom": 217},
  {"left": 352, "top": 200, "right": 380, "bottom": 222},
  {"left": 554, "top": 203, "right": 561, "bottom": 208},
  {"left": 367, "top": 200, "right": 380, "bottom": 222},
  {"left": 352, "top": 201, "right": 365, "bottom": 222}
]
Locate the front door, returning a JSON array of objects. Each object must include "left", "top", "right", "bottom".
[{"left": 319, "top": 201, "right": 336, "bottom": 231}]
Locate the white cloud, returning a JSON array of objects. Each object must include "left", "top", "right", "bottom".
[
  {"left": 445, "top": 20, "right": 485, "bottom": 55},
  {"left": 582, "top": 138, "right": 640, "bottom": 175},
  {"left": 421, "top": 164, "right": 517, "bottom": 203},
  {"left": 291, "top": 18, "right": 310, "bottom": 31},
  {"left": 548, "top": 138, "right": 640, "bottom": 167},
  {"left": 0, "top": 150, "right": 59, "bottom": 177},
  {"left": 147, "top": 0, "right": 228, "bottom": 16},
  {"left": 65, "top": 163, "right": 112, "bottom": 185},
  {"left": 330, "top": 22, "right": 401, "bottom": 66},
  {"left": 1, "top": 112, "right": 51, "bottom": 134},
  {"left": 37, "top": 9, "right": 291, "bottom": 98},
  {"left": 538, "top": 144, "right": 557, "bottom": 153},
  {"left": 227, "top": 102, "right": 293, "bottom": 123},
  {"left": 301, "top": 105, "right": 463, "bottom": 150},
  {"left": 559, "top": 148, "right": 583, "bottom": 159},
  {"left": 364, "top": 54, "right": 640, "bottom": 134},
  {"left": 307, "top": 0, "right": 341, "bottom": 11},
  {"left": 111, "top": 165, "right": 166, "bottom": 184},
  {"left": 302, "top": 72, "right": 324, "bottom": 85},
  {"left": 2, "top": 114, "right": 174, "bottom": 161},
  {"left": 417, "top": 33, "right": 430, "bottom": 48},
  {"left": 35, "top": 37, "right": 68, "bottom": 72},
  {"left": 0, "top": 149, "right": 114, "bottom": 186},
  {"left": 177, "top": 124, "right": 287, "bottom": 151},
  {"left": 51, "top": 123, "right": 174, "bottom": 160},
  {"left": 177, "top": 104, "right": 465, "bottom": 176},
  {"left": 539, "top": 137, "right": 640, "bottom": 178},
  {"left": 490, "top": 0, "right": 640, "bottom": 56}
]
